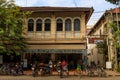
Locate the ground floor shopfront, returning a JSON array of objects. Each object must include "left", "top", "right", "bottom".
[
  {"left": 0, "top": 44, "right": 88, "bottom": 70},
  {"left": 21, "top": 48, "right": 87, "bottom": 70}
]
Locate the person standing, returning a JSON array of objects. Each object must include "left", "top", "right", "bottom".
[
  {"left": 61, "top": 60, "right": 68, "bottom": 77},
  {"left": 76, "top": 60, "right": 82, "bottom": 77},
  {"left": 48, "top": 60, "right": 53, "bottom": 73}
]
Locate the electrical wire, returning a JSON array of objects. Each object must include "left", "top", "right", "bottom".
[{"left": 93, "top": 11, "right": 105, "bottom": 13}]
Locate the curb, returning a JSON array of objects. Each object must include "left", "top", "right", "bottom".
[{"left": 107, "top": 74, "right": 120, "bottom": 77}]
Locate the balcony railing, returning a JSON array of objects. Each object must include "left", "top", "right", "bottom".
[{"left": 26, "top": 31, "right": 85, "bottom": 41}]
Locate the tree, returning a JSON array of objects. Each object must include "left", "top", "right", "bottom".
[
  {"left": 110, "top": 22, "right": 120, "bottom": 48},
  {"left": 96, "top": 39, "right": 108, "bottom": 61},
  {"left": 0, "top": 0, "right": 29, "bottom": 55},
  {"left": 105, "top": 0, "right": 119, "bottom": 4},
  {"left": 109, "top": 21, "right": 120, "bottom": 71}
]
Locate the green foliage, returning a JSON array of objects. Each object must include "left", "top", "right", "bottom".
[
  {"left": 116, "top": 65, "right": 120, "bottom": 72},
  {"left": 96, "top": 39, "right": 108, "bottom": 61},
  {"left": 0, "top": 0, "right": 28, "bottom": 55},
  {"left": 96, "top": 39, "right": 108, "bottom": 54},
  {"left": 109, "top": 22, "right": 120, "bottom": 48},
  {"left": 105, "top": 0, "right": 119, "bottom": 4}
]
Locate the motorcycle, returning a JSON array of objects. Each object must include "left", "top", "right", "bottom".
[
  {"left": 57, "top": 63, "right": 63, "bottom": 78},
  {"left": 40, "top": 65, "right": 51, "bottom": 76},
  {"left": 32, "top": 64, "right": 38, "bottom": 77}
]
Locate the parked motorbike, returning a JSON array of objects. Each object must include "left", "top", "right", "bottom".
[
  {"left": 40, "top": 65, "right": 51, "bottom": 76},
  {"left": 57, "top": 63, "right": 63, "bottom": 78},
  {"left": 32, "top": 64, "right": 38, "bottom": 77}
]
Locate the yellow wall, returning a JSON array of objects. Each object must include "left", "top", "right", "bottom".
[{"left": 24, "top": 11, "right": 87, "bottom": 50}]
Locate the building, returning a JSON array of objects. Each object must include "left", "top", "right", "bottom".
[
  {"left": 88, "top": 7, "right": 120, "bottom": 69},
  {"left": 21, "top": 7, "right": 93, "bottom": 68}
]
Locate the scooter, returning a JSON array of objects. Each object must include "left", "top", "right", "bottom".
[
  {"left": 40, "top": 65, "right": 51, "bottom": 76},
  {"left": 32, "top": 65, "right": 38, "bottom": 77},
  {"left": 57, "top": 64, "right": 63, "bottom": 78}
]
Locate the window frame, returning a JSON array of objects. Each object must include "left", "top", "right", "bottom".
[
  {"left": 44, "top": 19, "right": 51, "bottom": 31},
  {"left": 36, "top": 19, "right": 42, "bottom": 31},
  {"left": 56, "top": 19, "right": 63, "bottom": 31},
  {"left": 28, "top": 19, "right": 34, "bottom": 32},
  {"left": 74, "top": 19, "right": 80, "bottom": 31},
  {"left": 65, "top": 19, "right": 71, "bottom": 31}
]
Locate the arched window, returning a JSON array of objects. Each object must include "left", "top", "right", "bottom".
[
  {"left": 36, "top": 19, "right": 42, "bottom": 31},
  {"left": 44, "top": 19, "right": 51, "bottom": 31},
  {"left": 74, "top": 19, "right": 80, "bottom": 31},
  {"left": 56, "top": 19, "right": 63, "bottom": 31},
  {"left": 65, "top": 19, "right": 71, "bottom": 31},
  {"left": 28, "top": 19, "right": 34, "bottom": 31}
]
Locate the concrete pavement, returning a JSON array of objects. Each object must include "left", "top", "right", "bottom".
[
  {"left": 23, "top": 69, "right": 120, "bottom": 77},
  {"left": 105, "top": 70, "right": 120, "bottom": 76},
  {"left": 0, "top": 69, "right": 120, "bottom": 80},
  {"left": 0, "top": 75, "right": 120, "bottom": 80}
]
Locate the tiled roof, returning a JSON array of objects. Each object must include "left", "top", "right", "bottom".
[
  {"left": 21, "top": 6, "right": 93, "bottom": 12},
  {"left": 88, "top": 7, "right": 120, "bottom": 35},
  {"left": 106, "top": 7, "right": 120, "bottom": 13},
  {"left": 21, "top": 6, "right": 94, "bottom": 24}
]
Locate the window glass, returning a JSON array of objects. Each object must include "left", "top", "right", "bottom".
[
  {"left": 74, "top": 19, "right": 80, "bottom": 31},
  {"left": 28, "top": 19, "right": 34, "bottom": 31},
  {"left": 56, "top": 19, "right": 63, "bottom": 31},
  {"left": 65, "top": 19, "right": 71, "bottom": 31},
  {"left": 36, "top": 19, "right": 42, "bottom": 31},
  {"left": 45, "top": 19, "right": 51, "bottom": 31}
]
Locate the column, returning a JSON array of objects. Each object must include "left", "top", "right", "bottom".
[
  {"left": 51, "top": 53, "right": 55, "bottom": 62},
  {"left": 72, "top": 20, "right": 74, "bottom": 38},
  {"left": 51, "top": 12, "right": 56, "bottom": 39}
]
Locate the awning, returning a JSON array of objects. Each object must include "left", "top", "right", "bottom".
[{"left": 26, "top": 49, "right": 87, "bottom": 54}]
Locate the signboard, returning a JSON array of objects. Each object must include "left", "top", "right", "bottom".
[
  {"left": 26, "top": 49, "right": 86, "bottom": 54},
  {"left": 88, "top": 38, "right": 104, "bottom": 44},
  {"left": 23, "top": 59, "right": 27, "bottom": 68},
  {"left": 106, "top": 61, "right": 112, "bottom": 69},
  {"left": 0, "top": 55, "right": 3, "bottom": 64}
]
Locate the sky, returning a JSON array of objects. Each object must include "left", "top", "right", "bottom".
[{"left": 14, "top": 0, "right": 116, "bottom": 26}]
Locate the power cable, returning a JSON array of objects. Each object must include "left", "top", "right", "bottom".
[{"left": 93, "top": 11, "right": 105, "bottom": 13}]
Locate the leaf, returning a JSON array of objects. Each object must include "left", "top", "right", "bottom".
[{"left": 0, "top": 0, "right": 29, "bottom": 55}]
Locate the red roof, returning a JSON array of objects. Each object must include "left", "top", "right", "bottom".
[{"left": 106, "top": 7, "right": 120, "bottom": 13}]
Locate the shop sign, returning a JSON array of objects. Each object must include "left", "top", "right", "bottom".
[
  {"left": 0, "top": 55, "right": 3, "bottom": 64},
  {"left": 23, "top": 59, "right": 27, "bottom": 68},
  {"left": 106, "top": 61, "right": 112, "bottom": 69},
  {"left": 26, "top": 49, "right": 86, "bottom": 54},
  {"left": 88, "top": 38, "right": 104, "bottom": 44}
]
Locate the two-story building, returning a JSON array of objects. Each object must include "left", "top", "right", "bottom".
[
  {"left": 21, "top": 7, "right": 93, "bottom": 67},
  {"left": 88, "top": 7, "right": 120, "bottom": 69}
]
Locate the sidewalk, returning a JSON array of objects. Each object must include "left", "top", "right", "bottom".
[
  {"left": 105, "top": 70, "right": 120, "bottom": 76},
  {"left": 23, "top": 69, "right": 120, "bottom": 77}
]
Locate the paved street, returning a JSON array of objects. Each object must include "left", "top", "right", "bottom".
[
  {"left": 0, "top": 75, "right": 120, "bottom": 80},
  {"left": 0, "top": 70, "right": 120, "bottom": 80}
]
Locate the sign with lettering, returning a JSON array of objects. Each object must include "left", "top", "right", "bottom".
[
  {"left": 26, "top": 49, "right": 86, "bottom": 54},
  {"left": 106, "top": 61, "right": 112, "bottom": 69},
  {"left": 88, "top": 38, "right": 104, "bottom": 44}
]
